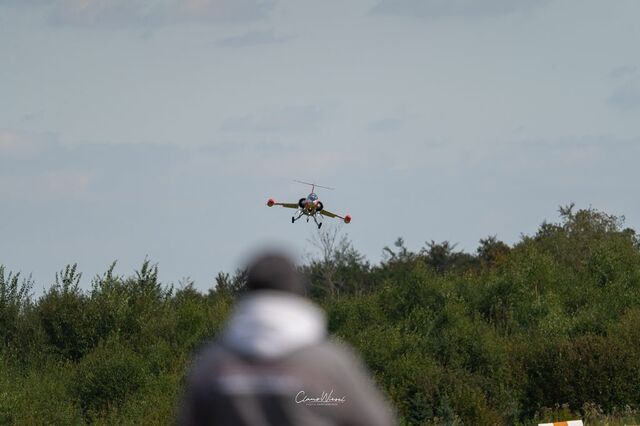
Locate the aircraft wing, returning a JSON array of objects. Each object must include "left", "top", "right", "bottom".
[
  {"left": 273, "top": 202, "right": 299, "bottom": 209},
  {"left": 319, "top": 209, "right": 342, "bottom": 219},
  {"left": 320, "top": 209, "right": 352, "bottom": 223}
]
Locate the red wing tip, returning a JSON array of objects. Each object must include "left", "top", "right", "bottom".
[
  {"left": 267, "top": 198, "right": 276, "bottom": 207},
  {"left": 344, "top": 214, "right": 352, "bottom": 224}
]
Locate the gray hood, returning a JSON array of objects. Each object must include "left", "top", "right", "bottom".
[{"left": 222, "top": 291, "right": 327, "bottom": 359}]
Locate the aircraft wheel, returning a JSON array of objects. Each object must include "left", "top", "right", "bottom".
[
  {"left": 317, "top": 222, "right": 322, "bottom": 229},
  {"left": 292, "top": 217, "right": 295, "bottom": 223}
]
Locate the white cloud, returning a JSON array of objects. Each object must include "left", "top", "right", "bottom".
[
  {"left": 0, "top": 170, "right": 94, "bottom": 200},
  {"left": 370, "top": 0, "right": 548, "bottom": 18},
  {"left": 0, "top": 131, "right": 40, "bottom": 157},
  {"left": 47, "top": 0, "right": 275, "bottom": 28},
  {"left": 216, "top": 29, "right": 292, "bottom": 47}
]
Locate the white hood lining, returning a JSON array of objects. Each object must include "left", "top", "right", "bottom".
[{"left": 222, "top": 291, "right": 327, "bottom": 359}]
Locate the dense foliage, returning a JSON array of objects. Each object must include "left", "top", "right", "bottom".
[{"left": 2, "top": 205, "right": 640, "bottom": 425}]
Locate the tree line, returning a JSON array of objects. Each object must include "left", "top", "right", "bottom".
[{"left": 1, "top": 205, "right": 640, "bottom": 424}]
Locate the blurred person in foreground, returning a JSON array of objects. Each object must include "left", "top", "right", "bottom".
[{"left": 179, "top": 252, "right": 396, "bottom": 426}]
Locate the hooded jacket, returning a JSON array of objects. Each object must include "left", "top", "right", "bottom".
[{"left": 180, "top": 290, "right": 396, "bottom": 426}]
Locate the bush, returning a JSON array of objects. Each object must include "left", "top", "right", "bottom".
[{"left": 73, "top": 338, "right": 147, "bottom": 417}]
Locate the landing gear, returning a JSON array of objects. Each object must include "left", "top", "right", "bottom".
[
  {"left": 313, "top": 214, "right": 323, "bottom": 229},
  {"left": 292, "top": 210, "right": 304, "bottom": 224}
]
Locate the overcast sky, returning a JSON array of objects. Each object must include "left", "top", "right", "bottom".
[{"left": 2, "top": 0, "right": 639, "bottom": 293}]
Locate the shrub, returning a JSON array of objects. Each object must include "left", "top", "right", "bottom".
[{"left": 73, "top": 338, "right": 147, "bottom": 417}]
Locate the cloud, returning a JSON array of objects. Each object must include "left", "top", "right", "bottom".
[
  {"left": 0, "top": 132, "right": 90, "bottom": 201},
  {"left": 220, "top": 105, "right": 324, "bottom": 133},
  {"left": 608, "top": 85, "right": 640, "bottom": 111},
  {"left": 37, "top": 170, "right": 94, "bottom": 198},
  {"left": 0, "top": 131, "right": 41, "bottom": 157},
  {"left": 0, "top": 0, "right": 50, "bottom": 8},
  {"left": 0, "top": 133, "right": 352, "bottom": 203},
  {"left": 0, "top": 167, "right": 95, "bottom": 201},
  {"left": 46, "top": 0, "right": 275, "bottom": 28},
  {"left": 191, "top": 148, "right": 351, "bottom": 178},
  {"left": 366, "top": 118, "right": 403, "bottom": 133},
  {"left": 0, "top": 134, "right": 192, "bottom": 201},
  {"left": 216, "top": 29, "right": 292, "bottom": 47},
  {"left": 370, "top": 0, "right": 548, "bottom": 19},
  {"left": 609, "top": 65, "right": 637, "bottom": 80},
  {"left": 20, "top": 111, "right": 45, "bottom": 124}
]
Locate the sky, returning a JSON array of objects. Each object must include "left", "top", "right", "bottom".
[{"left": 1, "top": 0, "right": 639, "bottom": 293}]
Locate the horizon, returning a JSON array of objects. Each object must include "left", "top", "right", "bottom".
[
  {"left": 2, "top": 0, "right": 640, "bottom": 293},
  {"left": 4, "top": 202, "right": 633, "bottom": 297}
]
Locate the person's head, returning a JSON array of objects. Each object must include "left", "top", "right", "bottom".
[{"left": 246, "top": 252, "right": 306, "bottom": 296}]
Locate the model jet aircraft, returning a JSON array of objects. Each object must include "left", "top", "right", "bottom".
[{"left": 267, "top": 180, "right": 352, "bottom": 229}]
